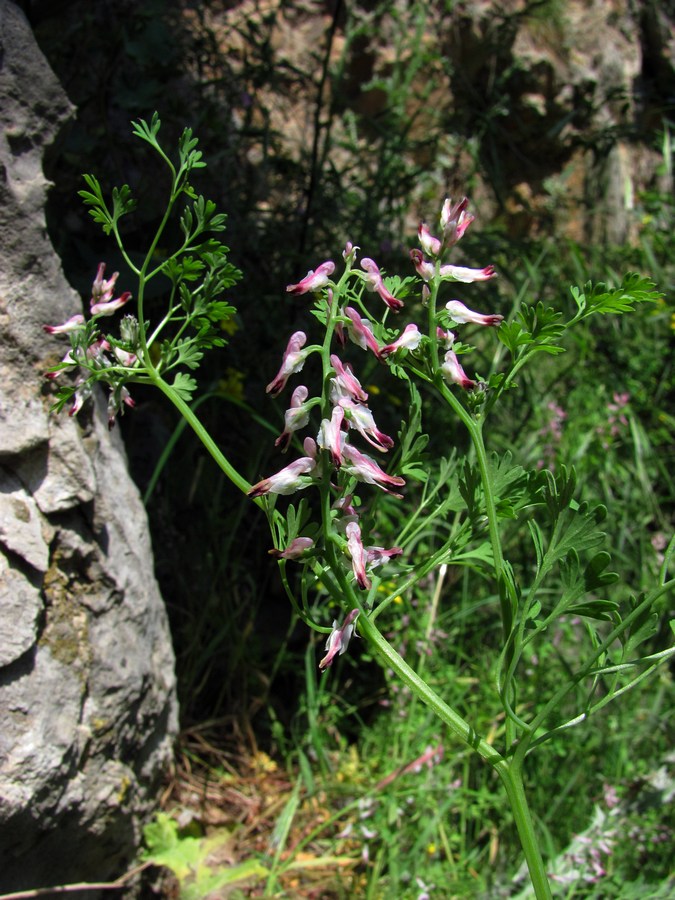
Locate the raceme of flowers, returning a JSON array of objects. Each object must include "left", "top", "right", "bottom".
[
  {"left": 248, "top": 198, "right": 503, "bottom": 666},
  {"left": 44, "top": 263, "right": 138, "bottom": 428}
]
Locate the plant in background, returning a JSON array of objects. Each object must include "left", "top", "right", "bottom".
[{"left": 45, "top": 116, "right": 674, "bottom": 899}]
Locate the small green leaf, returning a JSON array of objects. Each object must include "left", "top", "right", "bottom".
[
  {"left": 180, "top": 205, "right": 194, "bottom": 239},
  {"left": 142, "top": 812, "right": 201, "bottom": 879},
  {"left": 572, "top": 273, "right": 662, "bottom": 320},
  {"left": 173, "top": 338, "right": 204, "bottom": 370},
  {"left": 131, "top": 111, "right": 162, "bottom": 147},
  {"left": 498, "top": 320, "right": 528, "bottom": 354},
  {"left": 528, "top": 520, "right": 545, "bottom": 572},
  {"left": 49, "top": 385, "right": 76, "bottom": 414},
  {"left": 498, "top": 303, "right": 566, "bottom": 360},
  {"left": 619, "top": 593, "right": 659, "bottom": 653},
  {"left": 583, "top": 551, "right": 620, "bottom": 590},
  {"left": 111, "top": 183, "right": 136, "bottom": 220},
  {"left": 178, "top": 127, "right": 207, "bottom": 174},
  {"left": 192, "top": 196, "right": 227, "bottom": 234},
  {"left": 526, "top": 598, "right": 542, "bottom": 620},
  {"left": 163, "top": 255, "right": 205, "bottom": 286},
  {"left": 567, "top": 598, "right": 620, "bottom": 621},
  {"left": 79, "top": 174, "right": 114, "bottom": 234},
  {"left": 172, "top": 372, "right": 198, "bottom": 402},
  {"left": 79, "top": 175, "right": 135, "bottom": 234}
]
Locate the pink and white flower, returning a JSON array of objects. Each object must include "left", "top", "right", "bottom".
[
  {"left": 418, "top": 222, "right": 441, "bottom": 257},
  {"left": 346, "top": 521, "right": 370, "bottom": 589},
  {"left": 45, "top": 348, "right": 79, "bottom": 379},
  {"left": 68, "top": 381, "right": 91, "bottom": 417},
  {"left": 107, "top": 385, "right": 136, "bottom": 429},
  {"left": 344, "top": 307, "right": 383, "bottom": 359},
  {"left": 91, "top": 291, "right": 132, "bottom": 316},
  {"left": 329, "top": 354, "right": 368, "bottom": 403},
  {"left": 441, "top": 350, "right": 476, "bottom": 389},
  {"left": 440, "top": 197, "right": 474, "bottom": 244},
  {"left": 366, "top": 545, "right": 403, "bottom": 568},
  {"left": 319, "top": 608, "right": 360, "bottom": 670},
  {"left": 342, "top": 242, "right": 359, "bottom": 263},
  {"left": 436, "top": 327, "right": 456, "bottom": 347},
  {"left": 439, "top": 264, "right": 496, "bottom": 284},
  {"left": 333, "top": 493, "right": 358, "bottom": 518},
  {"left": 360, "top": 258, "right": 404, "bottom": 311},
  {"left": 342, "top": 444, "right": 405, "bottom": 497},
  {"left": 269, "top": 536, "right": 315, "bottom": 560},
  {"left": 43, "top": 314, "right": 85, "bottom": 334},
  {"left": 445, "top": 299, "right": 503, "bottom": 326},
  {"left": 91, "top": 262, "right": 119, "bottom": 305},
  {"left": 113, "top": 347, "right": 138, "bottom": 367},
  {"left": 409, "top": 249, "right": 435, "bottom": 282},
  {"left": 266, "top": 331, "right": 309, "bottom": 396},
  {"left": 89, "top": 263, "right": 132, "bottom": 315},
  {"left": 86, "top": 338, "right": 112, "bottom": 363},
  {"left": 317, "top": 404, "right": 346, "bottom": 466},
  {"left": 286, "top": 261, "right": 335, "bottom": 295},
  {"left": 380, "top": 323, "right": 423, "bottom": 358},
  {"left": 247, "top": 441, "right": 317, "bottom": 498},
  {"left": 275, "top": 385, "right": 312, "bottom": 450},
  {"left": 339, "top": 398, "right": 394, "bottom": 452}
]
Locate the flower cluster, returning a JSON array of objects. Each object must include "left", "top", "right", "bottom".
[
  {"left": 596, "top": 391, "right": 630, "bottom": 449},
  {"left": 44, "top": 264, "right": 138, "bottom": 428},
  {"left": 250, "top": 198, "right": 503, "bottom": 668},
  {"left": 537, "top": 400, "right": 567, "bottom": 469},
  {"left": 409, "top": 197, "right": 503, "bottom": 390},
  {"left": 248, "top": 276, "right": 406, "bottom": 618}
]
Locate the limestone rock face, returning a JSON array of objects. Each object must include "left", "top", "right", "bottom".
[{"left": 0, "top": 1, "right": 178, "bottom": 891}]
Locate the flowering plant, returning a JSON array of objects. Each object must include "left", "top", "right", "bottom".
[{"left": 45, "top": 115, "right": 674, "bottom": 898}]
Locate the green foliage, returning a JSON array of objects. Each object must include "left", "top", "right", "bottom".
[
  {"left": 499, "top": 302, "right": 566, "bottom": 358},
  {"left": 142, "top": 813, "right": 269, "bottom": 897},
  {"left": 570, "top": 273, "right": 662, "bottom": 320},
  {"left": 48, "top": 114, "right": 242, "bottom": 418},
  {"left": 79, "top": 174, "right": 137, "bottom": 235},
  {"left": 171, "top": 372, "right": 199, "bottom": 403}
]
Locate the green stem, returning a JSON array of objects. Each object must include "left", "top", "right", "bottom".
[
  {"left": 359, "top": 610, "right": 552, "bottom": 898},
  {"left": 427, "top": 271, "right": 442, "bottom": 372},
  {"left": 151, "top": 372, "right": 255, "bottom": 501},
  {"left": 434, "top": 344, "right": 515, "bottom": 745},
  {"left": 358, "top": 612, "right": 502, "bottom": 767},
  {"left": 136, "top": 167, "right": 180, "bottom": 363},
  {"left": 426, "top": 274, "right": 506, "bottom": 594},
  {"left": 436, "top": 381, "right": 507, "bottom": 620},
  {"left": 498, "top": 763, "right": 553, "bottom": 900},
  {"left": 513, "top": 577, "right": 675, "bottom": 765}
]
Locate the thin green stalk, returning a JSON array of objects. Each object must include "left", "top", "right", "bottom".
[
  {"left": 150, "top": 372, "right": 255, "bottom": 500},
  {"left": 498, "top": 763, "right": 553, "bottom": 900},
  {"left": 427, "top": 271, "right": 508, "bottom": 630},
  {"left": 358, "top": 611, "right": 552, "bottom": 898},
  {"left": 434, "top": 362, "right": 518, "bottom": 746},
  {"left": 512, "top": 578, "right": 675, "bottom": 765},
  {"left": 357, "top": 612, "right": 502, "bottom": 767},
  {"left": 437, "top": 381, "right": 505, "bottom": 580}
]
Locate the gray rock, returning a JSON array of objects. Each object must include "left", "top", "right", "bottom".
[
  {"left": 0, "top": 554, "right": 43, "bottom": 667},
  {"left": 0, "top": 467, "right": 50, "bottom": 572},
  {"left": 16, "top": 415, "right": 97, "bottom": 514},
  {"left": 0, "top": 1, "right": 178, "bottom": 893}
]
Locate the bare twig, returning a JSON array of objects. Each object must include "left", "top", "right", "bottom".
[{"left": 0, "top": 861, "right": 153, "bottom": 900}]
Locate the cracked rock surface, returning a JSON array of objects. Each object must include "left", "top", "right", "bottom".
[{"left": 0, "top": 1, "right": 178, "bottom": 892}]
